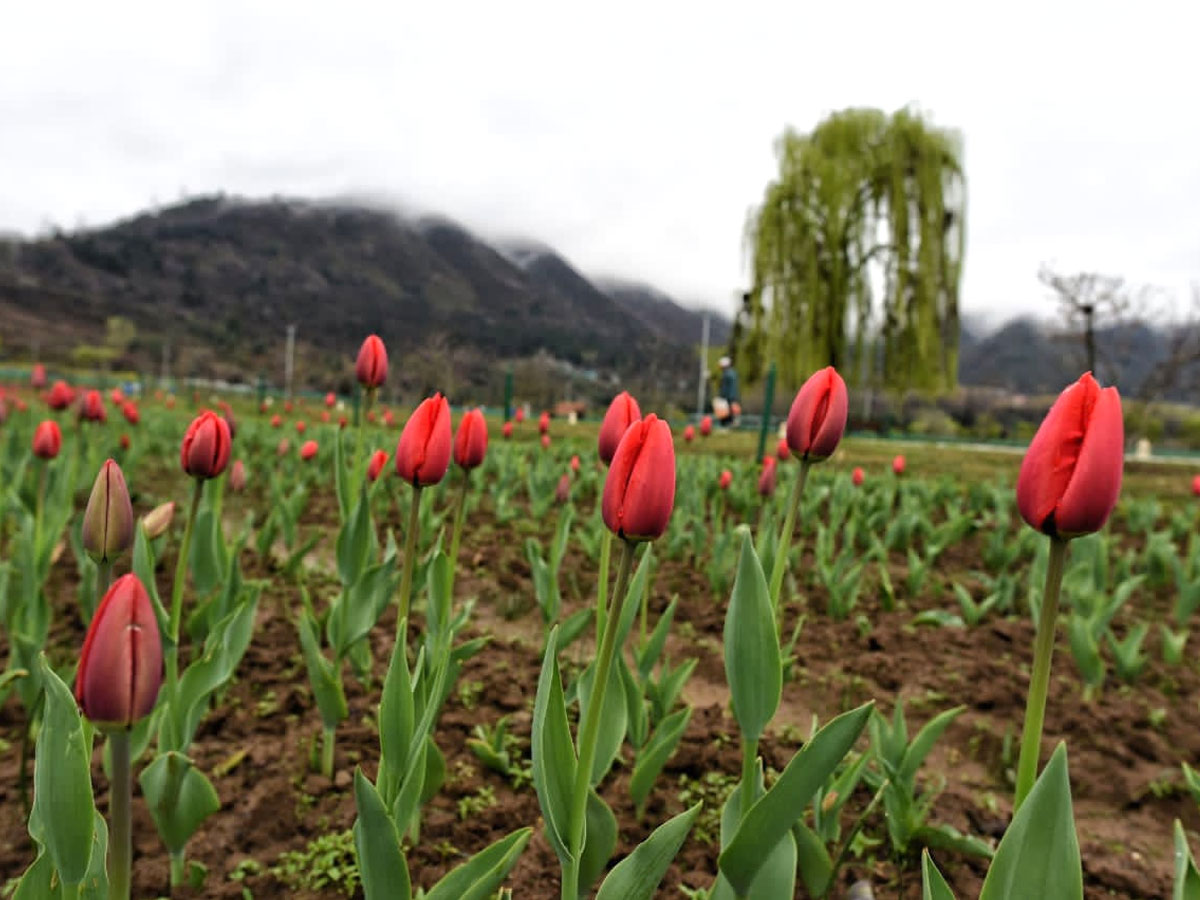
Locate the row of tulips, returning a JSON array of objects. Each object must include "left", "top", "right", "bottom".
[{"left": 1, "top": 336, "right": 1198, "bottom": 898}]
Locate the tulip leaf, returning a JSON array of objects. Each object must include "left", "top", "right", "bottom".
[
  {"left": 718, "top": 701, "right": 872, "bottom": 896},
  {"left": 296, "top": 603, "right": 348, "bottom": 737},
  {"left": 979, "top": 742, "right": 1081, "bottom": 900},
  {"left": 712, "top": 774, "right": 797, "bottom": 900},
  {"left": 139, "top": 751, "right": 221, "bottom": 854},
  {"left": 531, "top": 627, "right": 577, "bottom": 868},
  {"left": 377, "top": 628, "right": 416, "bottom": 805},
  {"left": 922, "top": 850, "right": 958, "bottom": 900},
  {"left": 577, "top": 788, "right": 618, "bottom": 898},
  {"left": 189, "top": 506, "right": 224, "bottom": 598},
  {"left": 337, "top": 491, "right": 373, "bottom": 588},
  {"left": 596, "top": 802, "right": 701, "bottom": 900},
  {"left": 133, "top": 524, "right": 171, "bottom": 640},
  {"left": 630, "top": 706, "right": 692, "bottom": 814},
  {"left": 424, "top": 827, "right": 533, "bottom": 900},
  {"left": 793, "top": 820, "right": 833, "bottom": 898},
  {"left": 577, "top": 658, "right": 628, "bottom": 786},
  {"left": 723, "top": 531, "right": 781, "bottom": 743},
  {"left": 390, "top": 737, "right": 427, "bottom": 835},
  {"left": 33, "top": 656, "right": 96, "bottom": 886},
  {"left": 1174, "top": 819, "right": 1200, "bottom": 900},
  {"left": 353, "top": 769, "right": 411, "bottom": 900}
]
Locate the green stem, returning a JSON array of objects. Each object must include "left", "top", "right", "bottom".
[
  {"left": 352, "top": 388, "right": 374, "bottom": 496},
  {"left": 97, "top": 560, "right": 113, "bottom": 594},
  {"left": 33, "top": 462, "right": 47, "bottom": 559},
  {"left": 169, "top": 851, "right": 186, "bottom": 886},
  {"left": 595, "top": 528, "right": 612, "bottom": 652},
  {"left": 165, "top": 479, "right": 204, "bottom": 705},
  {"left": 448, "top": 474, "right": 470, "bottom": 591},
  {"left": 1013, "top": 536, "right": 1069, "bottom": 812},
  {"left": 739, "top": 737, "right": 758, "bottom": 823},
  {"left": 563, "top": 539, "right": 635, "bottom": 900},
  {"left": 768, "top": 460, "right": 810, "bottom": 610},
  {"left": 321, "top": 725, "right": 335, "bottom": 779},
  {"left": 108, "top": 730, "right": 132, "bottom": 900},
  {"left": 397, "top": 485, "right": 423, "bottom": 623},
  {"left": 61, "top": 884, "right": 81, "bottom": 900}
]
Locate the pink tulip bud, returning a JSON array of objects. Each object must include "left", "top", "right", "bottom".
[
  {"left": 82, "top": 459, "right": 134, "bottom": 564},
  {"left": 141, "top": 501, "right": 176, "bottom": 540}
]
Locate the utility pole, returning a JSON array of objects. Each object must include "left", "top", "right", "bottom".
[
  {"left": 284, "top": 324, "right": 296, "bottom": 401},
  {"left": 696, "top": 313, "right": 710, "bottom": 417}
]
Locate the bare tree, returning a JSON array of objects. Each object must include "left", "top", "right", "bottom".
[{"left": 1136, "top": 283, "right": 1200, "bottom": 402}]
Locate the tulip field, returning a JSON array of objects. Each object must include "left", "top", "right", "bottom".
[{"left": 2, "top": 345, "right": 1200, "bottom": 899}]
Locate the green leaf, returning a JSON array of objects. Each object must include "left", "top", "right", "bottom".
[
  {"left": 713, "top": 781, "right": 797, "bottom": 900},
  {"left": 922, "top": 849, "right": 958, "bottom": 900},
  {"left": 980, "top": 742, "right": 1081, "bottom": 900},
  {"left": 630, "top": 706, "right": 692, "bottom": 813},
  {"left": 899, "top": 706, "right": 965, "bottom": 787},
  {"left": 914, "top": 823, "right": 993, "bottom": 859},
  {"left": 636, "top": 595, "right": 678, "bottom": 681},
  {"left": 377, "top": 624, "right": 415, "bottom": 805},
  {"left": 33, "top": 656, "right": 95, "bottom": 885},
  {"left": 1174, "top": 820, "right": 1200, "bottom": 900},
  {"left": 577, "top": 658, "right": 628, "bottom": 786},
  {"left": 530, "top": 627, "right": 577, "bottom": 867},
  {"left": 596, "top": 802, "right": 701, "bottom": 900},
  {"left": 723, "top": 532, "right": 781, "bottom": 743},
  {"left": 792, "top": 821, "right": 833, "bottom": 898},
  {"left": 718, "top": 702, "right": 872, "bottom": 896},
  {"left": 424, "top": 827, "right": 533, "bottom": 900},
  {"left": 353, "top": 769, "right": 411, "bottom": 900},
  {"left": 390, "top": 738, "right": 427, "bottom": 833},
  {"left": 295, "top": 604, "right": 348, "bottom": 735},
  {"left": 577, "top": 788, "right": 618, "bottom": 897},
  {"left": 337, "top": 491, "right": 373, "bottom": 587},
  {"left": 139, "top": 751, "right": 221, "bottom": 854}
]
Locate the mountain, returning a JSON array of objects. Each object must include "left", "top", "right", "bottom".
[
  {"left": 0, "top": 196, "right": 729, "bottom": 396},
  {"left": 596, "top": 278, "right": 731, "bottom": 347}
]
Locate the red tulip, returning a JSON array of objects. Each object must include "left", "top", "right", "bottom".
[
  {"left": 602, "top": 414, "right": 675, "bottom": 541},
  {"left": 119, "top": 433, "right": 131, "bottom": 450},
  {"left": 719, "top": 469, "right": 733, "bottom": 491},
  {"left": 776, "top": 438, "right": 790, "bottom": 462},
  {"left": 284, "top": 401, "right": 294, "bottom": 413},
  {"left": 229, "top": 460, "right": 247, "bottom": 492},
  {"left": 367, "top": 410, "right": 378, "bottom": 424},
  {"left": 180, "top": 411, "right": 232, "bottom": 479},
  {"left": 786, "top": 367, "right": 848, "bottom": 462},
  {"left": 852, "top": 466, "right": 865, "bottom": 486},
  {"left": 383, "top": 410, "right": 396, "bottom": 428},
  {"left": 110, "top": 387, "right": 126, "bottom": 406},
  {"left": 47, "top": 380, "right": 74, "bottom": 410},
  {"left": 80, "top": 389, "right": 107, "bottom": 423},
  {"left": 1017, "top": 372, "right": 1124, "bottom": 539},
  {"left": 555, "top": 472, "right": 571, "bottom": 504},
  {"left": 299, "top": 440, "right": 318, "bottom": 461},
  {"left": 271, "top": 414, "right": 282, "bottom": 428},
  {"left": 598, "top": 392, "right": 642, "bottom": 465},
  {"left": 502, "top": 421, "right": 514, "bottom": 439},
  {"left": 683, "top": 424, "right": 695, "bottom": 443},
  {"left": 320, "top": 410, "right": 330, "bottom": 423},
  {"left": 75, "top": 574, "right": 163, "bottom": 729},
  {"left": 395, "top": 394, "right": 452, "bottom": 486},
  {"left": 0, "top": 399, "right": 8, "bottom": 425},
  {"left": 295, "top": 420, "right": 307, "bottom": 435},
  {"left": 570, "top": 454, "right": 580, "bottom": 473},
  {"left": 367, "top": 450, "right": 389, "bottom": 482},
  {"left": 538, "top": 411, "right": 550, "bottom": 435},
  {"left": 82, "top": 459, "right": 134, "bottom": 564},
  {"left": 260, "top": 401, "right": 269, "bottom": 414},
  {"left": 15, "top": 399, "right": 27, "bottom": 413},
  {"left": 338, "top": 416, "right": 348, "bottom": 429},
  {"left": 541, "top": 433, "right": 551, "bottom": 450},
  {"left": 356, "top": 334, "right": 388, "bottom": 389},
  {"left": 699, "top": 416, "right": 712, "bottom": 437},
  {"left": 892, "top": 455, "right": 906, "bottom": 476},
  {"left": 454, "top": 409, "right": 488, "bottom": 471},
  {"left": 165, "top": 395, "right": 176, "bottom": 409},
  {"left": 325, "top": 392, "right": 336, "bottom": 408},
  {"left": 1192, "top": 475, "right": 1200, "bottom": 497},
  {"left": 277, "top": 438, "right": 290, "bottom": 457},
  {"left": 758, "top": 458, "right": 778, "bottom": 497},
  {"left": 32, "top": 420, "right": 62, "bottom": 459},
  {"left": 122, "top": 402, "right": 140, "bottom": 425},
  {"left": 31, "top": 364, "right": 46, "bottom": 389},
  {"left": 515, "top": 407, "right": 526, "bottom": 424}
]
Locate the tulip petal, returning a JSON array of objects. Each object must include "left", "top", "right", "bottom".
[{"left": 1055, "top": 386, "right": 1123, "bottom": 537}]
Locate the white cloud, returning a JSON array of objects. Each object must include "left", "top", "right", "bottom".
[{"left": 2, "top": 0, "right": 1198, "bottom": 322}]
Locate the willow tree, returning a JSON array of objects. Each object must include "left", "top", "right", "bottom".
[{"left": 736, "top": 108, "right": 966, "bottom": 393}]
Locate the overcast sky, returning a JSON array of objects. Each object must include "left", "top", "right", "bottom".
[{"left": 2, "top": 0, "right": 1197, "bottom": 323}]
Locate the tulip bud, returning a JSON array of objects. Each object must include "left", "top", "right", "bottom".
[
  {"left": 15, "top": 398, "right": 27, "bottom": 413},
  {"left": 395, "top": 393, "right": 452, "bottom": 486},
  {"left": 75, "top": 573, "right": 163, "bottom": 730},
  {"left": 80, "top": 389, "right": 107, "bottom": 423},
  {"left": 367, "top": 449, "right": 389, "bottom": 482},
  {"left": 338, "top": 416, "right": 348, "bottom": 429},
  {"left": 502, "top": 421, "right": 514, "bottom": 439},
  {"left": 284, "top": 400, "right": 294, "bottom": 413},
  {"left": 699, "top": 416, "right": 712, "bottom": 437},
  {"left": 719, "top": 469, "right": 733, "bottom": 491},
  {"left": 141, "top": 501, "right": 176, "bottom": 540},
  {"left": 47, "top": 380, "right": 75, "bottom": 410},
  {"left": 454, "top": 409, "right": 488, "bottom": 471},
  {"left": 683, "top": 424, "right": 695, "bottom": 443},
  {"left": 367, "top": 410, "right": 378, "bottom": 424},
  {"left": 570, "top": 454, "right": 580, "bottom": 473},
  {"left": 892, "top": 455, "right": 906, "bottom": 476},
  {"left": 776, "top": 438, "right": 790, "bottom": 462},
  {"left": 602, "top": 414, "right": 675, "bottom": 541},
  {"left": 758, "top": 458, "right": 777, "bottom": 497},
  {"left": 122, "top": 402, "right": 140, "bottom": 425},
  {"left": 1017, "top": 372, "right": 1124, "bottom": 539},
  {"left": 555, "top": 472, "right": 571, "bottom": 504},
  {"left": 120, "top": 433, "right": 131, "bottom": 450},
  {"left": 383, "top": 410, "right": 396, "bottom": 428},
  {"left": 540, "top": 433, "right": 551, "bottom": 450},
  {"left": 356, "top": 334, "right": 388, "bottom": 389},
  {"left": 325, "top": 392, "right": 336, "bottom": 408},
  {"left": 300, "top": 440, "right": 318, "bottom": 461},
  {"left": 32, "top": 420, "right": 62, "bottom": 459},
  {"left": 277, "top": 438, "right": 290, "bottom": 457},
  {"left": 180, "top": 410, "right": 233, "bottom": 479},
  {"left": 598, "top": 391, "right": 642, "bottom": 465},
  {"left": 82, "top": 459, "right": 134, "bottom": 564},
  {"left": 110, "top": 387, "right": 126, "bottom": 406},
  {"left": 31, "top": 363, "right": 46, "bottom": 389},
  {"left": 229, "top": 460, "right": 247, "bottom": 492},
  {"left": 786, "top": 367, "right": 848, "bottom": 462},
  {"left": 1192, "top": 474, "right": 1200, "bottom": 498},
  {"left": 296, "top": 420, "right": 307, "bottom": 435},
  {"left": 165, "top": 395, "right": 176, "bottom": 409},
  {"left": 514, "top": 407, "right": 525, "bottom": 424},
  {"left": 321, "top": 410, "right": 331, "bottom": 423},
  {"left": 538, "top": 411, "right": 550, "bottom": 435},
  {"left": 0, "top": 399, "right": 7, "bottom": 425},
  {"left": 271, "top": 414, "right": 282, "bottom": 428},
  {"left": 852, "top": 466, "right": 865, "bottom": 487},
  {"left": 260, "top": 401, "right": 269, "bottom": 414}
]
